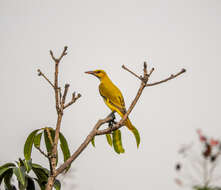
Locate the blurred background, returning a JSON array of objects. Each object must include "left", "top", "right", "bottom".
[{"left": 0, "top": 0, "right": 221, "bottom": 189}]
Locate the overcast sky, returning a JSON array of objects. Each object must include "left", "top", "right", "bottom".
[{"left": 1, "top": 0, "right": 221, "bottom": 189}]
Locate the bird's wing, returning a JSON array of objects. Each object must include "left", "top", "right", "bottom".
[{"left": 99, "top": 82, "right": 126, "bottom": 114}]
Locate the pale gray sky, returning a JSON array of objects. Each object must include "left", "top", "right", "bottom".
[{"left": 1, "top": 0, "right": 221, "bottom": 189}]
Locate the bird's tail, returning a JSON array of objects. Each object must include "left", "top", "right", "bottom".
[{"left": 124, "top": 118, "right": 140, "bottom": 148}]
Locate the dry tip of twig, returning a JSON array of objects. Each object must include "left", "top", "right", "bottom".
[
  {"left": 49, "top": 50, "right": 56, "bottom": 61},
  {"left": 37, "top": 69, "right": 42, "bottom": 76},
  {"left": 65, "top": 84, "right": 70, "bottom": 88},
  {"left": 149, "top": 68, "right": 155, "bottom": 76},
  {"left": 72, "top": 92, "right": 76, "bottom": 100},
  {"left": 77, "top": 93, "right": 81, "bottom": 98}
]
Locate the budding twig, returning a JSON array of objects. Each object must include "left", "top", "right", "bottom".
[{"left": 64, "top": 92, "right": 81, "bottom": 109}]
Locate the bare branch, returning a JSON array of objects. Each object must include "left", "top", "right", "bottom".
[
  {"left": 64, "top": 92, "right": 81, "bottom": 109},
  {"left": 58, "top": 46, "right": 68, "bottom": 62},
  {"left": 49, "top": 50, "right": 57, "bottom": 62},
  {"left": 58, "top": 87, "right": 62, "bottom": 107},
  {"left": 37, "top": 69, "right": 55, "bottom": 88},
  {"left": 49, "top": 46, "right": 68, "bottom": 63},
  {"left": 54, "top": 115, "right": 113, "bottom": 176},
  {"left": 36, "top": 146, "right": 49, "bottom": 158},
  {"left": 122, "top": 65, "right": 142, "bottom": 81},
  {"left": 62, "top": 84, "right": 70, "bottom": 106},
  {"left": 146, "top": 68, "right": 186, "bottom": 87}
]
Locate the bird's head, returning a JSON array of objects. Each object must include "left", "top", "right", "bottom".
[{"left": 85, "top": 69, "right": 107, "bottom": 80}]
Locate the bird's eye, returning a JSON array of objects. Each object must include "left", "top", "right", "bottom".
[{"left": 96, "top": 71, "right": 101, "bottom": 74}]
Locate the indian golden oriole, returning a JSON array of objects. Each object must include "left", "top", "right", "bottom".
[{"left": 85, "top": 69, "right": 140, "bottom": 151}]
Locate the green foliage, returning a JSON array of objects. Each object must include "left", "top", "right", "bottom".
[
  {"left": 105, "top": 134, "right": 112, "bottom": 147},
  {"left": 0, "top": 159, "right": 61, "bottom": 190},
  {"left": 4, "top": 123, "right": 71, "bottom": 189},
  {"left": 26, "top": 177, "right": 35, "bottom": 190},
  {"left": 91, "top": 137, "right": 96, "bottom": 147},
  {"left": 34, "top": 132, "right": 43, "bottom": 148},
  {"left": 54, "top": 179, "right": 61, "bottom": 190},
  {"left": 43, "top": 128, "right": 54, "bottom": 154},
  {"left": 112, "top": 129, "right": 125, "bottom": 154},
  {"left": 13, "top": 166, "right": 26, "bottom": 187},
  {"left": 132, "top": 127, "right": 140, "bottom": 148},
  {"left": 59, "top": 132, "right": 71, "bottom": 172},
  {"left": 24, "top": 129, "right": 40, "bottom": 160}
]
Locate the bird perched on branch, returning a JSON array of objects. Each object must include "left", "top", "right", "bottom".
[{"left": 85, "top": 69, "right": 140, "bottom": 153}]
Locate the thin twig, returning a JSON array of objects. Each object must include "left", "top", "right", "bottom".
[
  {"left": 146, "top": 68, "right": 186, "bottom": 87},
  {"left": 64, "top": 92, "right": 81, "bottom": 109},
  {"left": 37, "top": 69, "right": 55, "bottom": 88},
  {"left": 62, "top": 84, "right": 70, "bottom": 106},
  {"left": 36, "top": 146, "right": 49, "bottom": 158},
  {"left": 122, "top": 65, "right": 142, "bottom": 81},
  {"left": 58, "top": 87, "right": 62, "bottom": 107}
]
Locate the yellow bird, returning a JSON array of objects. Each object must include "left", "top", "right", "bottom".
[{"left": 85, "top": 70, "right": 140, "bottom": 151}]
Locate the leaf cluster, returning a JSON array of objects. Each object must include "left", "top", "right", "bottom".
[{"left": 0, "top": 127, "right": 71, "bottom": 189}]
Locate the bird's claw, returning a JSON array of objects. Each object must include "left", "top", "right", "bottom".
[{"left": 108, "top": 111, "right": 116, "bottom": 129}]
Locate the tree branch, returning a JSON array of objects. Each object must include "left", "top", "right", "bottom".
[
  {"left": 64, "top": 92, "right": 81, "bottom": 109},
  {"left": 37, "top": 69, "right": 55, "bottom": 88},
  {"left": 45, "top": 47, "right": 68, "bottom": 190},
  {"left": 54, "top": 116, "right": 113, "bottom": 176},
  {"left": 61, "top": 84, "right": 70, "bottom": 107},
  {"left": 36, "top": 146, "right": 49, "bottom": 159},
  {"left": 146, "top": 68, "right": 186, "bottom": 87},
  {"left": 122, "top": 65, "right": 142, "bottom": 80}
]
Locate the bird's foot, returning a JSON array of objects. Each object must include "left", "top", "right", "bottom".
[{"left": 108, "top": 111, "right": 116, "bottom": 129}]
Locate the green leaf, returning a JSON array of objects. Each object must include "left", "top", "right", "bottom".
[
  {"left": 26, "top": 176, "right": 35, "bottom": 190},
  {"left": 3, "top": 169, "right": 16, "bottom": 190},
  {"left": 112, "top": 129, "right": 125, "bottom": 154},
  {"left": 34, "top": 178, "right": 46, "bottom": 190},
  {"left": 59, "top": 132, "right": 71, "bottom": 172},
  {"left": 44, "top": 129, "right": 53, "bottom": 154},
  {"left": 0, "top": 163, "right": 15, "bottom": 176},
  {"left": 24, "top": 159, "right": 32, "bottom": 173},
  {"left": 59, "top": 132, "right": 71, "bottom": 162},
  {"left": 24, "top": 129, "right": 40, "bottom": 160},
  {"left": 132, "top": 127, "right": 140, "bottom": 148},
  {"left": 13, "top": 166, "right": 26, "bottom": 186},
  {"left": 91, "top": 137, "right": 95, "bottom": 147},
  {"left": 54, "top": 179, "right": 61, "bottom": 190},
  {"left": 34, "top": 132, "right": 43, "bottom": 148},
  {"left": 106, "top": 134, "right": 112, "bottom": 147},
  {"left": 32, "top": 163, "right": 49, "bottom": 183}
]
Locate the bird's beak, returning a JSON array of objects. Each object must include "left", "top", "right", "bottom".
[{"left": 85, "top": 71, "right": 95, "bottom": 75}]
